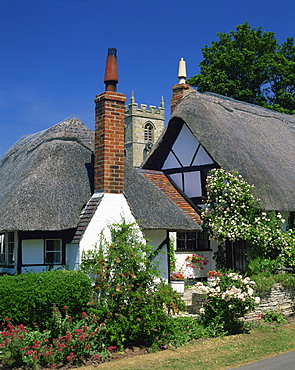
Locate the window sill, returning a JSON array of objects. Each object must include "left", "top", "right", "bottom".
[{"left": 176, "top": 249, "right": 212, "bottom": 252}]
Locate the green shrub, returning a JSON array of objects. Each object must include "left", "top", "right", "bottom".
[
  {"left": 147, "top": 316, "right": 209, "bottom": 352},
  {"left": 273, "top": 273, "right": 295, "bottom": 288},
  {"left": 0, "top": 270, "right": 92, "bottom": 330},
  {"left": 247, "top": 257, "right": 280, "bottom": 276},
  {"left": 0, "top": 312, "right": 110, "bottom": 368},
  {"left": 250, "top": 274, "right": 276, "bottom": 293},
  {"left": 261, "top": 310, "right": 286, "bottom": 324},
  {"left": 195, "top": 272, "right": 259, "bottom": 334},
  {"left": 81, "top": 220, "right": 185, "bottom": 350},
  {"left": 251, "top": 273, "right": 295, "bottom": 293}
]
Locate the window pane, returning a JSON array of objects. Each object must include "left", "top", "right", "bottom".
[
  {"left": 184, "top": 171, "right": 202, "bottom": 198},
  {"left": 46, "top": 252, "right": 61, "bottom": 264},
  {"left": 46, "top": 240, "right": 61, "bottom": 251},
  {"left": 172, "top": 124, "right": 199, "bottom": 167},
  {"left": 45, "top": 240, "right": 61, "bottom": 264},
  {"left": 169, "top": 173, "right": 183, "bottom": 191}
]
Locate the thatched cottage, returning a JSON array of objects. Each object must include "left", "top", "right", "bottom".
[
  {"left": 0, "top": 50, "right": 201, "bottom": 276},
  {"left": 143, "top": 69, "right": 295, "bottom": 272}
]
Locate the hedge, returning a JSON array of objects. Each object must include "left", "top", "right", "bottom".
[{"left": 0, "top": 270, "right": 93, "bottom": 329}]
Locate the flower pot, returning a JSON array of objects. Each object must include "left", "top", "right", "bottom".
[{"left": 171, "top": 280, "right": 185, "bottom": 294}]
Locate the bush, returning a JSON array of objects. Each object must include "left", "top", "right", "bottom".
[
  {"left": 0, "top": 312, "right": 111, "bottom": 368},
  {"left": 247, "top": 257, "right": 280, "bottom": 276},
  {"left": 251, "top": 273, "right": 295, "bottom": 293},
  {"left": 261, "top": 310, "right": 286, "bottom": 324},
  {"left": 80, "top": 220, "right": 185, "bottom": 350},
  {"left": 149, "top": 316, "right": 210, "bottom": 352},
  {"left": 0, "top": 270, "right": 92, "bottom": 330},
  {"left": 195, "top": 271, "right": 259, "bottom": 334}
]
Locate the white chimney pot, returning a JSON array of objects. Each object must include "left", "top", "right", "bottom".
[{"left": 178, "top": 58, "right": 187, "bottom": 84}]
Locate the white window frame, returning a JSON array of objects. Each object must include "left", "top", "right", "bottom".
[
  {"left": 0, "top": 232, "right": 15, "bottom": 265},
  {"left": 44, "top": 239, "right": 62, "bottom": 264}
]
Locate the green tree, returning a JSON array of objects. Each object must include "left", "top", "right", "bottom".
[{"left": 187, "top": 22, "right": 295, "bottom": 114}]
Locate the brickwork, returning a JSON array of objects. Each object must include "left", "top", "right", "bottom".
[
  {"left": 94, "top": 91, "right": 126, "bottom": 193},
  {"left": 170, "top": 83, "right": 192, "bottom": 114}
]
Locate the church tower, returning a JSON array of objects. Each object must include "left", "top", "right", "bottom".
[{"left": 124, "top": 92, "right": 165, "bottom": 167}]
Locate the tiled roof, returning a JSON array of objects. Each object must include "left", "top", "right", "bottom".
[
  {"left": 139, "top": 169, "right": 201, "bottom": 224},
  {"left": 71, "top": 193, "right": 103, "bottom": 243}
]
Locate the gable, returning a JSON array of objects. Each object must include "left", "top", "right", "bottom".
[{"left": 144, "top": 91, "right": 295, "bottom": 212}]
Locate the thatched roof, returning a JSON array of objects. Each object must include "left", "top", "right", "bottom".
[
  {"left": 0, "top": 118, "right": 201, "bottom": 232},
  {"left": 0, "top": 118, "right": 94, "bottom": 231},
  {"left": 143, "top": 91, "right": 295, "bottom": 211}
]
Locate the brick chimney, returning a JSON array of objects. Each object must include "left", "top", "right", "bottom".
[
  {"left": 94, "top": 48, "right": 126, "bottom": 193},
  {"left": 170, "top": 58, "right": 192, "bottom": 114}
]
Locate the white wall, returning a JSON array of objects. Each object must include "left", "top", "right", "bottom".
[
  {"left": 144, "top": 229, "right": 168, "bottom": 280},
  {"left": 79, "top": 193, "right": 139, "bottom": 262},
  {"left": 172, "top": 235, "right": 220, "bottom": 279}
]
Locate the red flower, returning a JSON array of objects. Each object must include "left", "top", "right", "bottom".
[{"left": 81, "top": 312, "right": 88, "bottom": 319}]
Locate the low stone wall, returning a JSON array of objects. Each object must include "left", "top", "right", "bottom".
[{"left": 188, "top": 283, "right": 295, "bottom": 319}]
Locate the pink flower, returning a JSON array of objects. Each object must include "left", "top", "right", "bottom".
[{"left": 81, "top": 312, "right": 88, "bottom": 319}]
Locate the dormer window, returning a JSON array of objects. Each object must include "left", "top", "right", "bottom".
[{"left": 144, "top": 122, "right": 153, "bottom": 142}]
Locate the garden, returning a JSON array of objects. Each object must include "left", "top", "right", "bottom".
[{"left": 1, "top": 169, "right": 295, "bottom": 369}]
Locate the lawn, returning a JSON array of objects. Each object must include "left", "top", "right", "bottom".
[{"left": 82, "top": 321, "right": 295, "bottom": 370}]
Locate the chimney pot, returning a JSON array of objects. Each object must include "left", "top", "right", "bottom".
[{"left": 104, "top": 48, "right": 119, "bottom": 91}]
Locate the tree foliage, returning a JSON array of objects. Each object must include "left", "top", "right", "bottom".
[{"left": 187, "top": 22, "right": 295, "bottom": 114}]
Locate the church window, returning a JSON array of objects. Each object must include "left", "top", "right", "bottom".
[{"left": 144, "top": 122, "right": 153, "bottom": 142}]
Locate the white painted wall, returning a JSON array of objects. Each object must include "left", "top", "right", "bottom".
[
  {"left": 66, "top": 243, "right": 80, "bottom": 270},
  {"left": 79, "top": 193, "right": 139, "bottom": 262},
  {"left": 144, "top": 229, "right": 168, "bottom": 280},
  {"left": 171, "top": 235, "right": 220, "bottom": 279}
]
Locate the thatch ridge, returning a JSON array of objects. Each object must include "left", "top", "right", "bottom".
[{"left": 0, "top": 118, "right": 94, "bottom": 231}]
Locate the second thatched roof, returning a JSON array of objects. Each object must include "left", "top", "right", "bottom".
[{"left": 144, "top": 91, "right": 295, "bottom": 211}]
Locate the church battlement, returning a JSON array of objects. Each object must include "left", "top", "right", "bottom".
[
  {"left": 124, "top": 92, "right": 165, "bottom": 168},
  {"left": 125, "top": 92, "right": 165, "bottom": 120}
]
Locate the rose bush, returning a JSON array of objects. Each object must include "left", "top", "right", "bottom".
[
  {"left": 203, "top": 168, "right": 295, "bottom": 268},
  {"left": 195, "top": 271, "right": 260, "bottom": 334}
]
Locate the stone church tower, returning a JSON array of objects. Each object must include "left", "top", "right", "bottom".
[{"left": 124, "top": 92, "right": 165, "bottom": 167}]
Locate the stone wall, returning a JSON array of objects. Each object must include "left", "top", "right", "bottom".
[{"left": 187, "top": 283, "right": 295, "bottom": 319}]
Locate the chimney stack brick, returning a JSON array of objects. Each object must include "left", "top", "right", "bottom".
[{"left": 94, "top": 90, "right": 126, "bottom": 193}]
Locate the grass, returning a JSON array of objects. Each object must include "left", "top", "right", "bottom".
[{"left": 81, "top": 321, "right": 295, "bottom": 370}]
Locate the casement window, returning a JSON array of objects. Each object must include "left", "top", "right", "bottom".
[
  {"left": 176, "top": 231, "right": 210, "bottom": 251},
  {"left": 144, "top": 122, "right": 153, "bottom": 142},
  {"left": 45, "top": 239, "right": 62, "bottom": 264},
  {"left": 0, "top": 232, "right": 14, "bottom": 265}
]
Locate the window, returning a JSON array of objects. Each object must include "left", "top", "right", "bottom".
[
  {"left": 0, "top": 232, "right": 14, "bottom": 265},
  {"left": 144, "top": 122, "right": 153, "bottom": 142},
  {"left": 176, "top": 231, "right": 210, "bottom": 251},
  {"left": 45, "top": 239, "right": 62, "bottom": 264}
]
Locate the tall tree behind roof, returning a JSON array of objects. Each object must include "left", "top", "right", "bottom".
[{"left": 187, "top": 22, "right": 295, "bottom": 114}]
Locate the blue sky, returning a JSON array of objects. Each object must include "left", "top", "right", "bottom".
[{"left": 1, "top": 0, "right": 294, "bottom": 157}]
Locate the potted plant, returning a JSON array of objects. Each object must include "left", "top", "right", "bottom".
[{"left": 170, "top": 270, "right": 185, "bottom": 294}]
